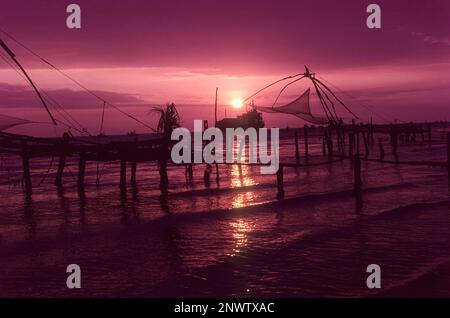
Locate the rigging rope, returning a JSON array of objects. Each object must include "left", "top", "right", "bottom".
[
  {"left": 316, "top": 74, "right": 404, "bottom": 124},
  {"left": 99, "top": 101, "right": 106, "bottom": 135},
  {"left": 0, "top": 39, "right": 57, "bottom": 125},
  {"left": 0, "top": 27, "right": 153, "bottom": 130},
  {"left": 0, "top": 49, "right": 89, "bottom": 134}
]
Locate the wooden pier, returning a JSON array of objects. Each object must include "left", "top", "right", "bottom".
[{"left": 1, "top": 122, "right": 449, "bottom": 201}]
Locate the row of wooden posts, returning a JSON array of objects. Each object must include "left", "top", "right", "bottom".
[
  {"left": 283, "top": 123, "right": 447, "bottom": 200},
  {"left": 292, "top": 121, "right": 434, "bottom": 162},
  {"left": 18, "top": 125, "right": 449, "bottom": 201}
]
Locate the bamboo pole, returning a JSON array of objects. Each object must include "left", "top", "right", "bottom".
[
  {"left": 214, "top": 87, "right": 218, "bottom": 126},
  {"left": 120, "top": 158, "right": 127, "bottom": 191},
  {"left": 356, "top": 126, "right": 360, "bottom": 155},
  {"left": 294, "top": 130, "right": 300, "bottom": 163},
  {"left": 447, "top": 133, "right": 450, "bottom": 190},
  {"left": 77, "top": 151, "right": 86, "bottom": 192},
  {"left": 354, "top": 155, "right": 362, "bottom": 191},
  {"left": 215, "top": 163, "right": 220, "bottom": 185},
  {"left": 304, "top": 124, "right": 309, "bottom": 158},
  {"left": 130, "top": 138, "right": 138, "bottom": 185},
  {"left": 349, "top": 132, "right": 354, "bottom": 157},
  {"left": 428, "top": 124, "right": 431, "bottom": 142},
  {"left": 204, "top": 164, "right": 211, "bottom": 187},
  {"left": 327, "top": 128, "right": 333, "bottom": 159},
  {"left": 55, "top": 133, "right": 70, "bottom": 187},
  {"left": 21, "top": 141, "right": 32, "bottom": 196},
  {"left": 361, "top": 124, "right": 369, "bottom": 158},
  {"left": 159, "top": 159, "right": 169, "bottom": 195},
  {"left": 130, "top": 162, "right": 137, "bottom": 185},
  {"left": 378, "top": 138, "right": 385, "bottom": 159},
  {"left": 370, "top": 117, "right": 374, "bottom": 145},
  {"left": 277, "top": 165, "right": 284, "bottom": 199}
]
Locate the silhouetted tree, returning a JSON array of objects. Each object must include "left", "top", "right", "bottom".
[
  {"left": 151, "top": 103, "right": 181, "bottom": 195},
  {"left": 152, "top": 102, "right": 181, "bottom": 141}
]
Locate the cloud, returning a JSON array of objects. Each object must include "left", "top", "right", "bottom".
[
  {"left": 412, "top": 32, "right": 450, "bottom": 47},
  {"left": 0, "top": 83, "right": 148, "bottom": 109}
]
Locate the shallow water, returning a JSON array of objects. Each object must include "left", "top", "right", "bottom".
[{"left": 0, "top": 131, "right": 449, "bottom": 297}]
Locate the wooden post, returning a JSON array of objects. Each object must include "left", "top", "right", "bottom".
[
  {"left": 55, "top": 132, "right": 70, "bottom": 187},
  {"left": 370, "top": 117, "right": 374, "bottom": 145},
  {"left": 356, "top": 126, "right": 360, "bottom": 155},
  {"left": 327, "top": 126, "right": 333, "bottom": 160},
  {"left": 21, "top": 141, "right": 32, "bottom": 196},
  {"left": 304, "top": 124, "right": 309, "bottom": 158},
  {"left": 428, "top": 124, "right": 431, "bottom": 142},
  {"left": 188, "top": 147, "right": 194, "bottom": 180},
  {"left": 204, "top": 164, "right": 211, "bottom": 187},
  {"left": 392, "top": 129, "right": 398, "bottom": 156},
  {"left": 327, "top": 129, "right": 333, "bottom": 159},
  {"left": 349, "top": 133, "right": 354, "bottom": 157},
  {"left": 277, "top": 165, "right": 284, "bottom": 199},
  {"left": 322, "top": 136, "right": 327, "bottom": 155},
  {"left": 120, "top": 158, "right": 127, "bottom": 191},
  {"left": 130, "top": 137, "right": 137, "bottom": 185},
  {"left": 130, "top": 161, "right": 137, "bottom": 185},
  {"left": 214, "top": 87, "right": 218, "bottom": 126},
  {"left": 361, "top": 125, "right": 369, "bottom": 158},
  {"left": 447, "top": 133, "right": 450, "bottom": 190},
  {"left": 378, "top": 138, "right": 385, "bottom": 159},
  {"left": 77, "top": 151, "right": 86, "bottom": 192},
  {"left": 215, "top": 163, "right": 220, "bottom": 185},
  {"left": 188, "top": 163, "right": 193, "bottom": 180},
  {"left": 341, "top": 122, "right": 346, "bottom": 147},
  {"left": 354, "top": 155, "right": 362, "bottom": 191},
  {"left": 294, "top": 130, "right": 300, "bottom": 163},
  {"left": 159, "top": 159, "right": 169, "bottom": 194}
]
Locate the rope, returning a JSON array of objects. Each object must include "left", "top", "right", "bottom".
[
  {"left": 0, "top": 28, "right": 153, "bottom": 131},
  {"left": 316, "top": 74, "right": 403, "bottom": 124},
  {"left": 37, "top": 155, "right": 55, "bottom": 186},
  {"left": 99, "top": 101, "right": 106, "bottom": 135},
  {"left": 0, "top": 49, "right": 89, "bottom": 134},
  {"left": 244, "top": 72, "right": 304, "bottom": 103},
  {"left": 0, "top": 28, "right": 153, "bottom": 130}
]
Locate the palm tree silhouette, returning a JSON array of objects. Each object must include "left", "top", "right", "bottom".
[{"left": 152, "top": 103, "right": 181, "bottom": 194}]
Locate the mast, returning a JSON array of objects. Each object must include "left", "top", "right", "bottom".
[
  {"left": 214, "top": 87, "right": 218, "bottom": 126},
  {"left": 0, "top": 39, "right": 57, "bottom": 125}
]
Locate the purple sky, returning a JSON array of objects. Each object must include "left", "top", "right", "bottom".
[{"left": 0, "top": 0, "right": 449, "bottom": 135}]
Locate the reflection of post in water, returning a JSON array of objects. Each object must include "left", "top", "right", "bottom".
[
  {"left": 57, "top": 187, "right": 71, "bottom": 232},
  {"left": 185, "top": 163, "right": 194, "bottom": 189},
  {"left": 119, "top": 188, "right": 130, "bottom": 225},
  {"left": 275, "top": 206, "right": 284, "bottom": 226},
  {"left": 353, "top": 155, "right": 363, "bottom": 215},
  {"left": 355, "top": 190, "right": 363, "bottom": 215},
  {"left": 204, "top": 164, "right": 211, "bottom": 188},
  {"left": 23, "top": 194, "right": 36, "bottom": 238},
  {"left": 159, "top": 219, "right": 183, "bottom": 279},
  {"left": 130, "top": 183, "right": 141, "bottom": 223},
  {"left": 78, "top": 190, "right": 86, "bottom": 225},
  {"left": 238, "top": 164, "right": 244, "bottom": 186},
  {"left": 159, "top": 193, "right": 171, "bottom": 214}
]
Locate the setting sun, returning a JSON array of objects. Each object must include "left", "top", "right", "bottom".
[{"left": 232, "top": 99, "right": 243, "bottom": 109}]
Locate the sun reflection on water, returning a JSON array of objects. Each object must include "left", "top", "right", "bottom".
[
  {"left": 229, "top": 164, "right": 258, "bottom": 208},
  {"left": 227, "top": 219, "right": 254, "bottom": 257},
  {"left": 230, "top": 164, "right": 256, "bottom": 188}
]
